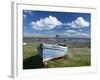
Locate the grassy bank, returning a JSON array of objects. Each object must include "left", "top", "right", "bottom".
[{"left": 23, "top": 43, "right": 90, "bottom": 69}]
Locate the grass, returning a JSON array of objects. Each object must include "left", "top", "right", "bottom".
[
  {"left": 23, "top": 42, "right": 44, "bottom": 69},
  {"left": 48, "top": 48, "right": 90, "bottom": 68},
  {"left": 23, "top": 43, "right": 40, "bottom": 60},
  {"left": 23, "top": 43, "right": 91, "bottom": 69}
]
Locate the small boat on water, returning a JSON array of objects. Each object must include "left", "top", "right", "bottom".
[{"left": 38, "top": 43, "right": 68, "bottom": 62}]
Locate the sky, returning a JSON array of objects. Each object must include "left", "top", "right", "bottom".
[{"left": 23, "top": 10, "right": 91, "bottom": 38}]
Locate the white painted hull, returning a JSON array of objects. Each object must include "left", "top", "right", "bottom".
[{"left": 38, "top": 44, "right": 68, "bottom": 62}]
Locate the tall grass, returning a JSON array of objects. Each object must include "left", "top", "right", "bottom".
[
  {"left": 23, "top": 43, "right": 91, "bottom": 69},
  {"left": 48, "top": 48, "right": 90, "bottom": 68}
]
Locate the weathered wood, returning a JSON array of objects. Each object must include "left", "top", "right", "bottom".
[{"left": 38, "top": 43, "right": 68, "bottom": 62}]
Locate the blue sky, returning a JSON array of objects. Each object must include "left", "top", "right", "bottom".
[{"left": 23, "top": 10, "right": 91, "bottom": 38}]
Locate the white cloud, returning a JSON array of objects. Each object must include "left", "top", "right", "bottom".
[
  {"left": 23, "top": 14, "right": 27, "bottom": 19},
  {"left": 75, "top": 32, "right": 90, "bottom": 37},
  {"left": 31, "top": 15, "right": 62, "bottom": 30},
  {"left": 23, "top": 14, "right": 27, "bottom": 18},
  {"left": 79, "top": 29, "right": 82, "bottom": 32},
  {"left": 60, "top": 30, "right": 90, "bottom": 38},
  {"left": 24, "top": 32, "right": 32, "bottom": 37},
  {"left": 67, "top": 17, "right": 90, "bottom": 28},
  {"left": 66, "top": 30, "right": 77, "bottom": 33}
]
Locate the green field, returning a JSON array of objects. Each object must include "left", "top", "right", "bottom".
[{"left": 23, "top": 43, "right": 91, "bottom": 69}]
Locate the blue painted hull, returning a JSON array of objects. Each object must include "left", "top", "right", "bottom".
[{"left": 39, "top": 44, "right": 68, "bottom": 62}]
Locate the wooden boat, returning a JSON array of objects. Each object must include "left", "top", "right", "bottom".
[{"left": 38, "top": 43, "right": 68, "bottom": 62}]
